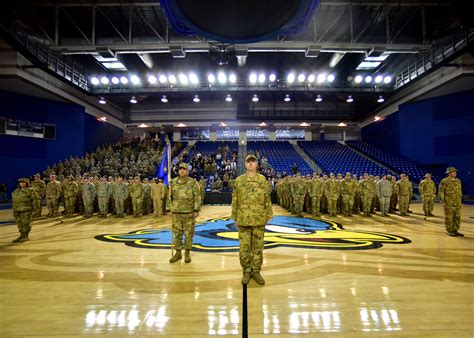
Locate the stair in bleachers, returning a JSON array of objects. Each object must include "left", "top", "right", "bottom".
[
  {"left": 247, "top": 141, "right": 313, "bottom": 176},
  {"left": 291, "top": 142, "right": 322, "bottom": 174},
  {"left": 298, "top": 141, "right": 386, "bottom": 176}
]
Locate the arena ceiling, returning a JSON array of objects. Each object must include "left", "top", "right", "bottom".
[{"left": 1, "top": 0, "right": 472, "bottom": 123}]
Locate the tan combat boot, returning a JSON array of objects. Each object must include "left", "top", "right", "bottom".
[
  {"left": 241, "top": 272, "right": 251, "bottom": 285},
  {"left": 18, "top": 233, "right": 29, "bottom": 243},
  {"left": 252, "top": 272, "right": 265, "bottom": 285},
  {"left": 184, "top": 249, "right": 191, "bottom": 263},
  {"left": 12, "top": 234, "right": 23, "bottom": 243},
  {"left": 169, "top": 250, "right": 182, "bottom": 263}
]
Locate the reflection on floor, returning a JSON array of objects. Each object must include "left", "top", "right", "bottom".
[{"left": 0, "top": 203, "right": 473, "bottom": 337}]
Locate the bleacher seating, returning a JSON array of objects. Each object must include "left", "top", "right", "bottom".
[
  {"left": 247, "top": 141, "right": 312, "bottom": 176},
  {"left": 346, "top": 140, "right": 440, "bottom": 183},
  {"left": 186, "top": 141, "right": 238, "bottom": 160},
  {"left": 298, "top": 141, "right": 386, "bottom": 177}
]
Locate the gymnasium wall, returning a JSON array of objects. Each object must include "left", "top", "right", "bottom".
[
  {"left": 0, "top": 91, "right": 123, "bottom": 194},
  {"left": 362, "top": 89, "right": 474, "bottom": 195}
]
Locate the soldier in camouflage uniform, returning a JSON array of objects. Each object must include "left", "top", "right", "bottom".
[
  {"left": 336, "top": 173, "right": 343, "bottom": 214},
  {"left": 168, "top": 163, "right": 201, "bottom": 263},
  {"left": 97, "top": 176, "right": 112, "bottom": 218},
  {"left": 419, "top": 173, "right": 436, "bottom": 216},
  {"left": 30, "top": 174, "right": 46, "bottom": 217},
  {"left": 371, "top": 176, "right": 380, "bottom": 213},
  {"left": 389, "top": 175, "right": 398, "bottom": 213},
  {"left": 142, "top": 178, "right": 152, "bottom": 215},
  {"left": 396, "top": 174, "right": 412, "bottom": 216},
  {"left": 46, "top": 174, "right": 61, "bottom": 217},
  {"left": 151, "top": 178, "right": 166, "bottom": 218},
  {"left": 438, "top": 167, "right": 463, "bottom": 237},
  {"left": 324, "top": 173, "right": 339, "bottom": 216},
  {"left": 359, "top": 173, "right": 375, "bottom": 217},
  {"left": 12, "top": 178, "right": 38, "bottom": 243},
  {"left": 340, "top": 172, "right": 357, "bottom": 217},
  {"left": 129, "top": 176, "right": 145, "bottom": 218},
  {"left": 232, "top": 154, "right": 272, "bottom": 285},
  {"left": 62, "top": 175, "right": 78, "bottom": 217},
  {"left": 291, "top": 173, "right": 306, "bottom": 217},
  {"left": 353, "top": 174, "right": 362, "bottom": 215},
  {"left": 82, "top": 176, "right": 96, "bottom": 218},
  {"left": 112, "top": 176, "right": 128, "bottom": 218},
  {"left": 376, "top": 174, "right": 392, "bottom": 216},
  {"left": 320, "top": 174, "right": 329, "bottom": 214},
  {"left": 309, "top": 174, "right": 324, "bottom": 217}
]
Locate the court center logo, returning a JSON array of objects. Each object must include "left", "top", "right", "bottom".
[{"left": 95, "top": 216, "right": 411, "bottom": 251}]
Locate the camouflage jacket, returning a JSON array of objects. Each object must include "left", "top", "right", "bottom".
[
  {"left": 97, "top": 182, "right": 112, "bottom": 198},
  {"left": 150, "top": 183, "right": 166, "bottom": 199},
  {"left": 231, "top": 173, "right": 272, "bottom": 227},
  {"left": 169, "top": 177, "right": 201, "bottom": 213},
  {"left": 376, "top": 179, "right": 392, "bottom": 197},
  {"left": 359, "top": 179, "right": 375, "bottom": 197},
  {"left": 12, "top": 187, "right": 38, "bottom": 212},
  {"left": 46, "top": 180, "right": 61, "bottom": 199},
  {"left": 396, "top": 180, "right": 412, "bottom": 196},
  {"left": 112, "top": 183, "right": 129, "bottom": 199},
  {"left": 324, "top": 179, "right": 339, "bottom": 197},
  {"left": 438, "top": 177, "right": 462, "bottom": 206},
  {"left": 340, "top": 179, "right": 357, "bottom": 196},
  {"left": 62, "top": 182, "right": 79, "bottom": 198},
  {"left": 82, "top": 182, "right": 96, "bottom": 200},
  {"left": 31, "top": 180, "right": 46, "bottom": 197},
  {"left": 129, "top": 183, "right": 145, "bottom": 199},
  {"left": 419, "top": 179, "right": 436, "bottom": 197}
]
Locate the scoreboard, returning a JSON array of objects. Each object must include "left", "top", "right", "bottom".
[{"left": 0, "top": 117, "right": 56, "bottom": 140}]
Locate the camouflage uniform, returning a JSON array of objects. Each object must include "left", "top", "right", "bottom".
[
  {"left": 112, "top": 179, "right": 128, "bottom": 217},
  {"left": 340, "top": 173, "right": 357, "bottom": 216},
  {"left": 336, "top": 174, "right": 343, "bottom": 214},
  {"left": 419, "top": 174, "right": 437, "bottom": 216},
  {"left": 62, "top": 178, "right": 79, "bottom": 217},
  {"left": 231, "top": 170, "right": 272, "bottom": 276},
  {"left": 30, "top": 176, "right": 46, "bottom": 217},
  {"left": 376, "top": 176, "right": 392, "bottom": 216},
  {"left": 169, "top": 166, "right": 201, "bottom": 254},
  {"left": 324, "top": 175, "right": 339, "bottom": 216},
  {"left": 359, "top": 176, "right": 375, "bottom": 217},
  {"left": 142, "top": 179, "right": 152, "bottom": 215},
  {"left": 82, "top": 179, "right": 96, "bottom": 217},
  {"left": 45, "top": 177, "right": 61, "bottom": 217},
  {"left": 438, "top": 167, "right": 463, "bottom": 236},
  {"left": 97, "top": 179, "right": 112, "bottom": 217},
  {"left": 389, "top": 176, "right": 398, "bottom": 213},
  {"left": 396, "top": 175, "right": 412, "bottom": 216},
  {"left": 129, "top": 178, "right": 145, "bottom": 218},
  {"left": 309, "top": 175, "right": 324, "bottom": 216},
  {"left": 151, "top": 181, "right": 166, "bottom": 218},
  {"left": 12, "top": 179, "right": 38, "bottom": 242},
  {"left": 291, "top": 175, "right": 306, "bottom": 216}
]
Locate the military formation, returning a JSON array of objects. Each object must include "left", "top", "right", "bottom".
[{"left": 276, "top": 168, "right": 464, "bottom": 237}]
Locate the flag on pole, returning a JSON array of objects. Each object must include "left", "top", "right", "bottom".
[{"left": 157, "top": 143, "right": 171, "bottom": 186}]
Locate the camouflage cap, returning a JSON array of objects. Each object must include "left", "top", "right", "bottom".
[
  {"left": 400, "top": 173, "right": 407, "bottom": 177},
  {"left": 345, "top": 172, "right": 351, "bottom": 177},
  {"left": 245, "top": 154, "right": 257, "bottom": 162},
  {"left": 337, "top": 173, "right": 342, "bottom": 178},
  {"left": 178, "top": 163, "right": 189, "bottom": 170},
  {"left": 134, "top": 176, "right": 140, "bottom": 180},
  {"left": 329, "top": 173, "right": 335, "bottom": 177},
  {"left": 34, "top": 173, "right": 41, "bottom": 177},
  {"left": 424, "top": 173, "right": 432, "bottom": 178},
  {"left": 445, "top": 167, "right": 457, "bottom": 174},
  {"left": 18, "top": 178, "right": 30, "bottom": 183}
]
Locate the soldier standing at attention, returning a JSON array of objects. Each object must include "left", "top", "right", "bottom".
[
  {"left": 62, "top": 175, "right": 78, "bottom": 217},
  {"left": 82, "top": 176, "right": 96, "bottom": 218},
  {"left": 291, "top": 173, "right": 306, "bottom": 217},
  {"left": 309, "top": 174, "right": 324, "bottom": 217},
  {"left": 376, "top": 174, "right": 392, "bottom": 217},
  {"left": 142, "top": 178, "right": 152, "bottom": 215},
  {"left": 324, "top": 173, "right": 339, "bottom": 217},
  {"left": 112, "top": 176, "right": 128, "bottom": 218},
  {"left": 419, "top": 173, "right": 437, "bottom": 216},
  {"left": 359, "top": 173, "right": 374, "bottom": 217},
  {"left": 232, "top": 154, "right": 273, "bottom": 285},
  {"left": 30, "top": 174, "right": 46, "bottom": 217},
  {"left": 151, "top": 178, "right": 166, "bottom": 218},
  {"left": 389, "top": 175, "right": 398, "bottom": 213},
  {"left": 340, "top": 172, "right": 357, "bottom": 217},
  {"left": 46, "top": 174, "right": 61, "bottom": 217},
  {"left": 396, "top": 174, "right": 412, "bottom": 216},
  {"left": 168, "top": 163, "right": 201, "bottom": 264},
  {"left": 129, "top": 176, "right": 145, "bottom": 218},
  {"left": 438, "top": 167, "right": 463, "bottom": 237},
  {"left": 12, "top": 178, "right": 38, "bottom": 243},
  {"left": 97, "top": 176, "right": 112, "bottom": 218}
]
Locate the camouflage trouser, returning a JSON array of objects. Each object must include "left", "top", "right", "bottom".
[
  {"left": 342, "top": 194, "right": 354, "bottom": 215},
  {"left": 372, "top": 196, "right": 380, "bottom": 211},
  {"left": 238, "top": 225, "right": 265, "bottom": 273},
  {"left": 379, "top": 196, "right": 390, "bottom": 215},
  {"left": 389, "top": 194, "right": 397, "bottom": 212},
  {"left": 98, "top": 196, "right": 109, "bottom": 216},
  {"left": 362, "top": 196, "right": 372, "bottom": 214},
  {"left": 293, "top": 195, "right": 305, "bottom": 215},
  {"left": 444, "top": 204, "right": 461, "bottom": 233},
  {"left": 33, "top": 196, "right": 42, "bottom": 217},
  {"left": 152, "top": 198, "right": 163, "bottom": 217},
  {"left": 77, "top": 194, "right": 84, "bottom": 214},
  {"left": 422, "top": 196, "right": 435, "bottom": 215},
  {"left": 46, "top": 198, "right": 59, "bottom": 216},
  {"left": 132, "top": 198, "right": 143, "bottom": 217},
  {"left": 115, "top": 198, "right": 125, "bottom": 216},
  {"left": 327, "top": 196, "right": 338, "bottom": 215},
  {"left": 64, "top": 196, "right": 76, "bottom": 216},
  {"left": 353, "top": 194, "right": 361, "bottom": 213},
  {"left": 13, "top": 211, "right": 32, "bottom": 234},
  {"left": 320, "top": 195, "right": 328, "bottom": 213},
  {"left": 83, "top": 197, "right": 94, "bottom": 217},
  {"left": 337, "top": 195, "right": 343, "bottom": 213},
  {"left": 172, "top": 212, "right": 195, "bottom": 250},
  {"left": 311, "top": 196, "right": 322, "bottom": 215},
  {"left": 398, "top": 195, "right": 410, "bottom": 215}
]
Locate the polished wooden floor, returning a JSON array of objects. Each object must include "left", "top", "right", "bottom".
[{"left": 0, "top": 203, "right": 473, "bottom": 337}]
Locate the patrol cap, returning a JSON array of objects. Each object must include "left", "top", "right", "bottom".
[
  {"left": 424, "top": 173, "right": 432, "bottom": 178},
  {"left": 34, "top": 173, "right": 41, "bottom": 177},
  {"left": 400, "top": 173, "right": 407, "bottom": 177},
  {"left": 245, "top": 154, "right": 257, "bottom": 162},
  {"left": 345, "top": 172, "right": 351, "bottom": 177},
  {"left": 178, "top": 163, "right": 189, "bottom": 170},
  {"left": 446, "top": 167, "right": 457, "bottom": 174},
  {"left": 134, "top": 176, "right": 140, "bottom": 180},
  {"left": 337, "top": 173, "right": 342, "bottom": 177},
  {"left": 18, "top": 178, "right": 29, "bottom": 183},
  {"left": 329, "top": 173, "right": 335, "bottom": 177}
]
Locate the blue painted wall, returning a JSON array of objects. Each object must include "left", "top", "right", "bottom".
[
  {"left": 0, "top": 91, "right": 123, "bottom": 194},
  {"left": 362, "top": 89, "right": 474, "bottom": 194}
]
